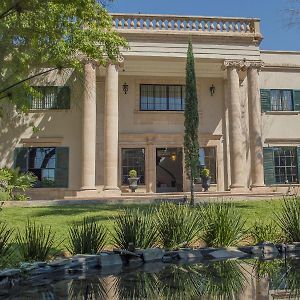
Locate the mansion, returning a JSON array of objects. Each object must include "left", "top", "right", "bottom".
[{"left": 1, "top": 13, "right": 300, "bottom": 199}]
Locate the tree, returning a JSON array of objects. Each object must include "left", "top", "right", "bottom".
[
  {"left": 0, "top": 0, "right": 127, "bottom": 116},
  {"left": 184, "top": 39, "right": 199, "bottom": 206}
]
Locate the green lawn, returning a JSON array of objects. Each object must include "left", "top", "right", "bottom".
[
  {"left": 1, "top": 199, "right": 283, "bottom": 241},
  {"left": 0, "top": 199, "right": 286, "bottom": 268}
]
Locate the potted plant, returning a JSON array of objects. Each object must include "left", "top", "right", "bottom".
[
  {"left": 200, "top": 168, "right": 211, "bottom": 192},
  {"left": 128, "top": 169, "right": 140, "bottom": 192}
]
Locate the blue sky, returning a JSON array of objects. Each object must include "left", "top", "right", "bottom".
[{"left": 107, "top": 0, "right": 300, "bottom": 51}]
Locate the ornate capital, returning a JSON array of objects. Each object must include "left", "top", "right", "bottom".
[
  {"left": 247, "top": 60, "right": 264, "bottom": 71},
  {"left": 222, "top": 59, "right": 264, "bottom": 71}
]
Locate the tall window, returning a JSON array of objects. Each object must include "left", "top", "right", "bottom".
[
  {"left": 121, "top": 149, "right": 145, "bottom": 184},
  {"left": 274, "top": 147, "right": 298, "bottom": 183},
  {"left": 30, "top": 86, "right": 70, "bottom": 109},
  {"left": 140, "top": 84, "right": 185, "bottom": 111},
  {"left": 28, "top": 148, "right": 56, "bottom": 186},
  {"left": 15, "top": 147, "right": 69, "bottom": 188},
  {"left": 270, "top": 90, "right": 293, "bottom": 111},
  {"left": 198, "top": 147, "right": 217, "bottom": 183}
]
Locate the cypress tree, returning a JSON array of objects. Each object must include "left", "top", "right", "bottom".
[{"left": 184, "top": 39, "right": 199, "bottom": 206}]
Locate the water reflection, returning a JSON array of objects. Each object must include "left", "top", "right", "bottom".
[{"left": 1, "top": 257, "right": 300, "bottom": 300}]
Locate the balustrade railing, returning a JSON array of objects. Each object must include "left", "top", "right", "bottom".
[{"left": 111, "top": 14, "right": 261, "bottom": 35}]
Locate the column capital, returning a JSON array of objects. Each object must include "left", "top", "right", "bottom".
[
  {"left": 222, "top": 59, "right": 264, "bottom": 71},
  {"left": 106, "top": 53, "right": 125, "bottom": 69}
]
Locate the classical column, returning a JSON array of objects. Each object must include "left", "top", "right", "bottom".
[
  {"left": 81, "top": 62, "right": 97, "bottom": 190},
  {"left": 248, "top": 63, "right": 265, "bottom": 188},
  {"left": 103, "top": 63, "right": 120, "bottom": 194},
  {"left": 146, "top": 142, "right": 155, "bottom": 193},
  {"left": 224, "top": 61, "right": 246, "bottom": 190}
]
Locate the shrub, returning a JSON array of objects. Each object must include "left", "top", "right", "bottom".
[
  {"left": 67, "top": 217, "right": 107, "bottom": 255},
  {"left": 16, "top": 220, "right": 57, "bottom": 261},
  {"left": 129, "top": 169, "right": 137, "bottom": 178},
  {"left": 250, "top": 221, "right": 280, "bottom": 244},
  {"left": 200, "top": 202, "right": 246, "bottom": 247},
  {"left": 0, "top": 168, "right": 36, "bottom": 200},
  {"left": 155, "top": 203, "right": 202, "bottom": 249},
  {"left": 112, "top": 208, "right": 157, "bottom": 250},
  {"left": 0, "top": 222, "right": 14, "bottom": 259},
  {"left": 275, "top": 198, "right": 300, "bottom": 242},
  {"left": 0, "top": 189, "right": 11, "bottom": 201}
]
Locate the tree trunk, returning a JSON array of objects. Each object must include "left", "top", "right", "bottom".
[{"left": 190, "top": 168, "right": 195, "bottom": 206}]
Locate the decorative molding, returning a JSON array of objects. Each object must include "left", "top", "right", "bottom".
[
  {"left": 20, "top": 137, "right": 63, "bottom": 147},
  {"left": 222, "top": 59, "right": 264, "bottom": 71}
]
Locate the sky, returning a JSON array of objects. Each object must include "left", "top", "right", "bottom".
[{"left": 107, "top": 0, "right": 300, "bottom": 51}]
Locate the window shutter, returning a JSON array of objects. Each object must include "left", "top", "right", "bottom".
[
  {"left": 55, "top": 147, "right": 69, "bottom": 188},
  {"left": 263, "top": 147, "right": 275, "bottom": 185},
  {"left": 297, "top": 147, "right": 300, "bottom": 184},
  {"left": 14, "top": 148, "right": 28, "bottom": 173},
  {"left": 57, "top": 86, "right": 70, "bottom": 109},
  {"left": 260, "top": 89, "right": 271, "bottom": 112},
  {"left": 293, "top": 90, "right": 300, "bottom": 111}
]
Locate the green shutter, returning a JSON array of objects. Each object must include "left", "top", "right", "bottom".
[
  {"left": 260, "top": 89, "right": 271, "bottom": 112},
  {"left": 57, "top": 86, "right": 70, "bottom": 109},
  {"left": 263, "top": 147, "right": 275, "bottom": 185},
  {"left": 55, "top": 147, "right": 69, "bottom": 188},
  {"left": 14, "top": 148, "right": 28, "bottom": 173},
  {"left": 293, "top": 90, "right": 300, "bottom": 111},
  {"left": 297, "top": 147, "right": 300, "bottom": 184}
]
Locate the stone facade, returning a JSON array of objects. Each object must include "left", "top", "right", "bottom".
[{"left": 1, "top": 14, "right": 300, "bottom": 199}]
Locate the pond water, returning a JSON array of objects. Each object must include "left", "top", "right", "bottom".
[{"left": 1, "top": 256, "right": 300, "bottom": 300}]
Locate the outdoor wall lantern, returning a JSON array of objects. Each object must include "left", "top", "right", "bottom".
[
  {"left": 122, "top": 82, "right": 129, "bottom": 94},
  {"left": 170, "top": 152, "right": 177, "bottom": 161},
  {"left": 210, "top": 84, "right": 216, "bottom": 96}
]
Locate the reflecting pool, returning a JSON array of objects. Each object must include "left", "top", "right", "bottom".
[{"left": 1, "top": 256, "right": 300, "bottom": 299}]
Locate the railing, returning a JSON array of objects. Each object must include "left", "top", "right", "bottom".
[{"left": 111, "top": 13, "right": 261, "bottom": 36}]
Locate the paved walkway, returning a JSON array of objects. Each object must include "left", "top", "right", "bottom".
[{"left": 2, "top": 191, "right": 284, "bottom": 207}]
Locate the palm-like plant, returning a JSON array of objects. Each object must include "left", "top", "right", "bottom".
[
  {"left": 199, "top": 202, "right": 246, "bottom": 247},
  {"left": 112, "top": 208, "right": 157, "bottom": 250},
  {"left": 67, "top": 217, "right": 107, "bottom": 255},
  {"left": 16, "top": 220, "right": 57, "bottom": 261},
  {"left": 155, "top": 202, "right": 202, "bottom": 249},
  {"left": 274, "top": 197, "right": 300, "bottom": 242}
]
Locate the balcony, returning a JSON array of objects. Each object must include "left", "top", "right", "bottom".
[{"left": 111, "top": 13, "right": 262, "bottom": 41}]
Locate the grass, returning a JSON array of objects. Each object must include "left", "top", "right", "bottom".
[{"left": 0, "top": 199, "right": 285, "bottom": 262}]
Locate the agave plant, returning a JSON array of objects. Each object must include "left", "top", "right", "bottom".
[
  {"left": 274, "top": 197, "right": 300, "bottom": 242},
  {"left": 250, "top": 221, "right": 280, "bottom": 244},
  {"left": 112, "top": 208, "right": 157, "bottom": 250},
  {"left": 67, "top": 217, "right": 107, "bottom": 255},
  {"left": 199, "top": 202, "right": 246, "bottom": 247},
  {"left": 16, "top": 220, "right": 57, "bottom": 261},
  {"left": 155, "top": 202, "right": 202, "bottom": 249}
]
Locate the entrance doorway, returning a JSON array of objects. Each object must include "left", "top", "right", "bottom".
[{"left": 156, "top": 148, "right": 183, "bottom": 193}]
